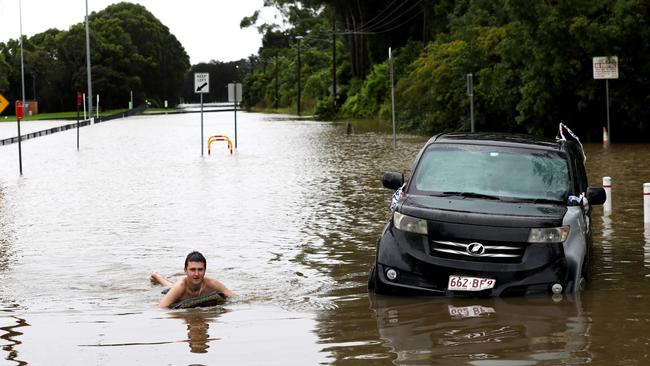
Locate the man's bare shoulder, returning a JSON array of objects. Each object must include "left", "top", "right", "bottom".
[
  {"left": 204, "top": 276, "right": 236, "bottom": 298},
  {"left": 203, "top": 276, "right": 222, "bottom": 291},
  {"left": 158, "top": 276, "right": 189, "bottom": 308}
]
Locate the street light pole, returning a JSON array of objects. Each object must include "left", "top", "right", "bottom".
[
  {"left": 296, "top": 36, "right": 303, "bottom": 116},
  {"left": 17, "top": 0, "right": 26, "bottom": 175},
  {"left": 274, "top": 52, "right": 279, "bottom": 110},
  {"left": 85, "top": 0, "right": 94, "bottom": 120}
]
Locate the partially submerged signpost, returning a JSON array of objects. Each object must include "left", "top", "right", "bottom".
[
  {"left": 593, "top": 56, "right": 618, "bottom": 144},
  {"left": 15, "top": 100, "right": 23, "bottom": 175},
  {"left": 77, "top": 91, "right": 82, "bottom": 150},
  {"left": 195, "top": 72, "right": 210, "bottom": 155},
  {"left": 228, "top": 83, "right": 242, "bottom": 148}
]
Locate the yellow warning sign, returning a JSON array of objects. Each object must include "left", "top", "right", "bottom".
[{"left": 0, "top": 94, "right": 8, "bottom": 114}]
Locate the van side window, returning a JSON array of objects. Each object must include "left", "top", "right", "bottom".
[{"left": 572, "top": 147, "right": 588, "bottom": 193}]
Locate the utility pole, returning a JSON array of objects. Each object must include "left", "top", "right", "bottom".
[
  {"left": 85, "top": 0, "right": 94, "bottom": 119},
  {"left": 274, "top": 52, "right": 279, "bottom": 110},
  {"left": 467, "top": 73, "right": 475, "bottom": 132},
  {"left": 296, "top": 36, "right": 303, "bottom": 116},
  {"left": 389, "top": 48, "right": 396, "bottom": 148},
  {"left": 17, "top": 0, "right": 25, "bottom": 175},
  {"left": 332, "top": 13, "right": 337, "bottom": 109}
]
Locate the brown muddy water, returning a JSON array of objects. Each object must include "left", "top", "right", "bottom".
[{"left": 0, "top": 113, "right": 649, "bottom": 365}]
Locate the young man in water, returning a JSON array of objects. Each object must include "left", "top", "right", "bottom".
[{"left": 151, "top": 251, "right": 236, "bottom": 308}]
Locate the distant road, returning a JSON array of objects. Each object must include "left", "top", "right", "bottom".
[{"left": 144, "top": 103, "right": 239, "bottom": 115}]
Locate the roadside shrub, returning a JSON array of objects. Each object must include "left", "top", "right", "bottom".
[{"left": 314, "top": 96, "right": 337, "bottom": 120}]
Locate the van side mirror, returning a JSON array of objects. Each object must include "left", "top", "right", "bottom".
[
  {"left": 382, "top": 172, "right": 404, "bottom": 190},
  {"left": 586, "top": 187, "right": 606, "bottom": 205}
]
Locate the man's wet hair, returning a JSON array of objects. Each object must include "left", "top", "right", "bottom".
[{"left": 184, "top": 251, "right": 207, "bottom": 269}]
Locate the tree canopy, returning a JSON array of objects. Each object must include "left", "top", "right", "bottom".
[
  {"left": 0, "top": 2, "right": 189, "bottom": 113},
  {"left": 241, "top": 0, "right": 650, "bottom": 141},
  {"left": 2, "top": 1, "right": 649, "bottom": 141}
]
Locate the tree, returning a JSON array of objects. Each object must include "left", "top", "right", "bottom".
[
  {"left": 90, "top": 2, "right": 190, "bottom": 108},
  {"left": 0, "top": 52, "right": 10, "bottom": 93},
  {"left": 0, "top": 2, "right": 189, "bottom": 112}
]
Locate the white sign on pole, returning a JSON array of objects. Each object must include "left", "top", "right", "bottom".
[
  {"left": 194, "top": 73, "right": 210, "bottom": 93},
  {"left": 228, "top": 83, "right": 242, "bottom": 102},
  {"left": 593, "top": 56, "right": 619, "bottom": 79}
]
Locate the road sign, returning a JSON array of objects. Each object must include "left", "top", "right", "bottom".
[
  {"left": 0, "top": 94, "right": 8, "bottom": 114},
  {"left": 228, "top": 83, "right": 242, "bottom": 102},
  {"left": 593, "top": 56, "right": 618, "bottom": 79},
  {"left": 327, "top": 85, "right": 341, "bottom": 96},
  {"left": 194, "top": 73, "right": 210, "bottom": 93},
  {"left": 15, "top": 100, "right": 23, "bottom": 120}
]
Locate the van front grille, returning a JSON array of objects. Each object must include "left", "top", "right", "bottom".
[{"left": 430, "top": 239, "right": 526, "bottom": 263}]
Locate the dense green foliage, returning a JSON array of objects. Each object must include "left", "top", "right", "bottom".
[
  {"left": 242, "top": 0, "right": 650, "bottom": 141},
  {"left": 0, "top": 2, "right": 189, "bottom": 113},
  {"left": 2, "top": 1, "right": 649, "bottom": 141}
]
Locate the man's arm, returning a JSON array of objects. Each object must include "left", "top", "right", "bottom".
[
  {"left": 205, "top": 277, "right": 236, "bottom": 298},
  {"left": 158, "top": 278, "right": 186, "bottom": 308}
]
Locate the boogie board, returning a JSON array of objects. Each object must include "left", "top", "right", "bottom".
[{"left": 161, "top": 288, "right": 227, "bottom": 309}]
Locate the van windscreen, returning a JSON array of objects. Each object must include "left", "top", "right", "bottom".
[{"left": 411, "top": 144, "right": 570, "bottom": 202}]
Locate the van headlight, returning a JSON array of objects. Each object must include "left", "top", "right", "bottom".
[
  {"left": 528, "top": 226, "right": 569, "bottom": 243},
  {"left": 393, "top": 211, "right": 428, "bottom": 235}
]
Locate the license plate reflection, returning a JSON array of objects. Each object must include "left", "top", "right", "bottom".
[{"left": 448, "top": 305, "right": 496, "bottom": 318}]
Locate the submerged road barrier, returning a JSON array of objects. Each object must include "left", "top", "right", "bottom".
[
  {"left": 603, "top": 177, "right": 612, "bottom": 214},
  {"left": 643, "top": 183, "right": 650, "bottom": 224},
  {"left": 207, "top": 135, "right": 233, "bottom": 155},
  {"left": 0, "top": 104, "right": 146, "bottom": 147},
  {"left": 1, "top": 119, "right": 91, "bottom": 146}
]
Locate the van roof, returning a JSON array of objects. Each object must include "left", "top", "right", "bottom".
[{"left": 427, "top": 132, "right": 568, "bottom": 152}]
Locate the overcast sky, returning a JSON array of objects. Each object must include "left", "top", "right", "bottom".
[{"left": 0, "top": 0, "right": 278, "bottom": 64}]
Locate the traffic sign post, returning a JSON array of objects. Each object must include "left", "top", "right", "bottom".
[
  {"left": 194, "top": 73, "right": 210, "bottom": 94},
  {"left": 15, "top": 100, "right": 23, "bottom": 175},
  {"left": 593, "top": 56, "right": 618, "bottom": 144},
  {"left": 228, "top": 83, "right": 242, "bottom": 149},
  {"left": 195, "top": 73, "right": 210, "bottom": 155},
  {"left": 16, "top": 100, "right": 23, "bottom": 120},
  {"left": 77, "top": 91, "right": 82, "bottom": 150}
]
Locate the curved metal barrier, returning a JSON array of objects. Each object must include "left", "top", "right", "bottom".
[{"left": 207, "top": 135, "right": 233, "bottom": 155}]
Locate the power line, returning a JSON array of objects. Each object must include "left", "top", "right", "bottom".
[
  {"left": 357, "top": 0, "right": 423, "bottom": 33},
  {"left": 339, "top": 4, "right": 424, "bottom": 35},
  {"left": 356, "top": 0, "right": 415, "bottom": 32},
  {"left": 367, "top": 7, "right": 424, "bottom": 34},
  {"left": 352, "top": 0, "right": 403, "bottom": 32}
]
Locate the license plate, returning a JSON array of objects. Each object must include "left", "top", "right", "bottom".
[
  {"left": 448, "top": 305, "right": 496, "bottom": 318},
  {"left": 448, "top": 275, "right": 495, "bottom": 291}
]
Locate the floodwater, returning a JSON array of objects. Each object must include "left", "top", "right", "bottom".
[{"left": 0, "top": 113, "right": 649, "bottom": 365}]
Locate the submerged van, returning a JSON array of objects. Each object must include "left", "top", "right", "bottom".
[{"left": 369, "top": 132, "right": 606, "bottom": 296}]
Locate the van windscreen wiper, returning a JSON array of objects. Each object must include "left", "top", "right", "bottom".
[
  {"left": 440, "top": 191, "right": 501, "bottom": 200},
  {"left": 517, "top": 198, "right": 564, "bottom": 205}
]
